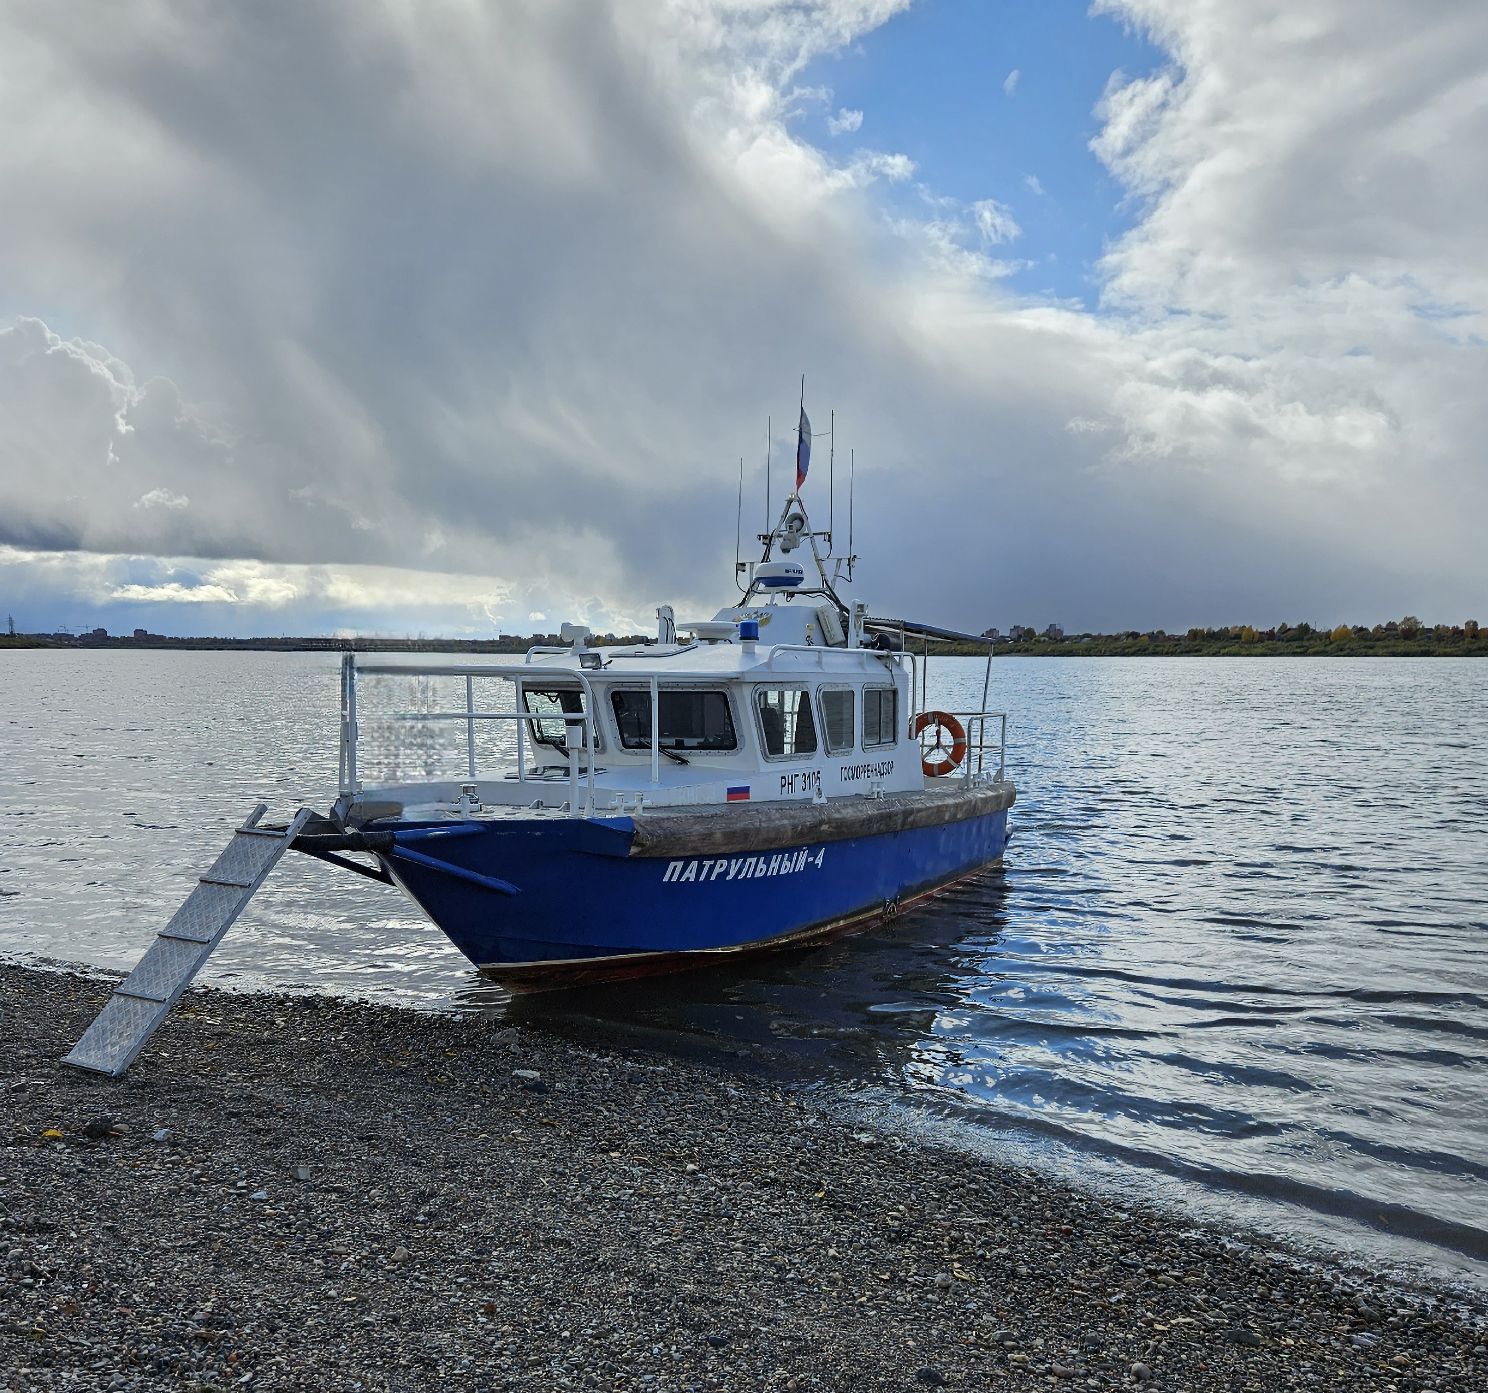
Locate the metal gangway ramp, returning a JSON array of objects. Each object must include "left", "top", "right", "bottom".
[{"left": 63, "top": 804, "right": 314, "bottom": 1078}]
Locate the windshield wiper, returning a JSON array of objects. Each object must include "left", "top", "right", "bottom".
[{"left": 642, "top": 742, "right": 689, "bottom": 765}]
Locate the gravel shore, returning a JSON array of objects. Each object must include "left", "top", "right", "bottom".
[{"left": 3, "top": 962, "right": 1484, "bottom": 1391}]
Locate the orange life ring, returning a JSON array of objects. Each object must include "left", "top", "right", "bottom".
[{"left": 912, "top": 710, "right": 967, "bottom": 777}]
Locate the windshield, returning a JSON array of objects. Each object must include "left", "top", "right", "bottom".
[{"left": 611, "top": 689, "right": 737, "bottom": 751}]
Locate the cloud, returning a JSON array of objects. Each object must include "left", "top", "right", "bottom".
[
  {"left": 1091, "top": 0, "right": 1488, "bottom": 318},
  {"left": 1023, "top": 173, "right": 1045, "bottom": 196},
  {"left": 133, "top": 488, "right": 190, "bottom": 511},
  {"left": 971, "top": 199, "right": 1022, "bottom": 245},
  {"left": 1003, "top": 68, "right": 1020, "bottom": 96},
  {"left": 0, "top": 545, "right": 642, "bottom": 636},
  {"left": 1, "top": 0, "right": 1485, "bottom": 637},
  {"left": 837, "top": 149, "right": 916, "bottom": 186},
  {"left": 827, "top": 106, "right": 864, "bottom": 135},
  {"left": 110, "top": 581, "right": 238, "bottom": 604}
]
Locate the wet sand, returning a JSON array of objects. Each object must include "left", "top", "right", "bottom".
[{"left": 2, "top": 962, "right": 1484, "bottom": 1391}]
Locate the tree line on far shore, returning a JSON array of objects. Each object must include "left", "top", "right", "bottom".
[
  {"left": 2, "top": 616, "right": 1482, "bottom": 657},
  {"left": 945, "top": 617, "right": 1484, "bottom": 657}
]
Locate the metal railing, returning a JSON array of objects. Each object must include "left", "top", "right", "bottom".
[
  {"left": 761, "top": 643, "right": 908, "bottom": 673},
  {"left": 915, "top": 709, "right": 1008, "bottom": 783},
  {"left": 339, "top": 655, "right": 605, "bottom": 813},
  {"left": 338, "top": 653, "right": 1009, "bottom": 814}
]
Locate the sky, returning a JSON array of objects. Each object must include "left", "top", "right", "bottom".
[{"left": 1, "top": 0, "right": 1485, "bottom": 639}]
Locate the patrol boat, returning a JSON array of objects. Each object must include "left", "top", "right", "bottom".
[
  {"left": 290, "top": 448, "right": 1014, "bottom": 984},
  {"left": 62, "top": 409, "right": 1015, "bottom": 1075}
]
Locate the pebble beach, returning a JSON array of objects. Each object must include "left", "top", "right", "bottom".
[{"left": 3, "top": 962, "right": 1484, "bottom": 1392}]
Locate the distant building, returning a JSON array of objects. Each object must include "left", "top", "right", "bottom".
[
  {"left": 89, "top": 627, "right": 108, "bottom": 639},
  {"left": 1008, "top": 624, "right": 1034, "bottom": 641},
  {"left": 1043, "top": 624, "right": 1064, "bottom": 640},
  {"left": 980, "top": 627, "right": 1002, "bottom": 641},
  {"left": 133, "top": 627, "right": 151, "bottom": 640}
]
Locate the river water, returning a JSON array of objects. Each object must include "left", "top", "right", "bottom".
[{"left": 3, "top": 651, "right": 1485, "bottom": 1290}]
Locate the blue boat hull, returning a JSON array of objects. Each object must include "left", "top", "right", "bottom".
[{"left": 374, "top": 803, "right": 1011, "bottom": 984}]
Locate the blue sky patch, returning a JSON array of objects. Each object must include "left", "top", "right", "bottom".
[{"left": 804, "top": 0, "right": 1166, "bottom": 307}]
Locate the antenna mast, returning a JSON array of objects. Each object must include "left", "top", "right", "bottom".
[
  {"left": 734, "top": 456, "right": 747, "bottom": 593},
  {"left": 827, "top": 408, "right": 835, "bottom": 552},
  {"left": 764, "top": 415, "right": 771, "bottom": 531},
  {"left": 848, "top": 448, "right": 855, "bottom": 581}
]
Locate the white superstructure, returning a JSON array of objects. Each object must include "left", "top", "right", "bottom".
[{"left": 336, "top": 496, "right": 1006, "bottom": 823}]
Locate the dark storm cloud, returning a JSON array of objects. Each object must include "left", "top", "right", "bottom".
[{"left": 1, "top": 1, "right": 1485, "bottom": 636}]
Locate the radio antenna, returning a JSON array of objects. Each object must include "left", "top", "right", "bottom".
[
  {"left": 734, "top": 456, "right": 747, "bottom": 593},
  {"left": 827, "top": 408, "right": 835, "bottom": 551},
  {"left": 764, "top": 415, "right": 772, "bottom": 534},
  {"left": 847, "top": 447, "right": 855, "bottom": 580}
]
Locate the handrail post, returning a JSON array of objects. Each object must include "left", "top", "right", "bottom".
[
  {"left": 342, "top": 654, "right": 358, "bottom": 794},
  {"left": 584, "top": 710, "right": 596, "bottom": 815},
  {"left": 465, "top": 675, "right": 476, "bottom": 781},
  {"left": 568, "top": 669, "right": 600, "bottom": 816},
  {"left": 515, "top": 677, "right": 526, "bottom": 783},
  {"left": 649, "top": 675, "right": 660, "bottom": 786}
]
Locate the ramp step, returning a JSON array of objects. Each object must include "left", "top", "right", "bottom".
[
  {"left": 62, "top": 806, "right": 314, "bottom": 1078},
  {"left": 66, "top": 995, "right": 170, "bottom": 1067},
  {"left": 119, "top": 933, "right": 216, "bottom": 1002}
]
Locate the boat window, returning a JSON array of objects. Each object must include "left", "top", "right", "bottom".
[
  {"left": 756, "top": 688, "right": 817, "bottom": 758},
  {"left": 863, "top": 686, "right": 898, "bottom": 748},
  {"left": 610, "top": 689, "right": 738, "bottom": 751},
  {"left": 522, "top": 687, "right": 594, "bottom": 750},
  {"left": 820, "top": 687, "right": 855, "bottom": 754}
]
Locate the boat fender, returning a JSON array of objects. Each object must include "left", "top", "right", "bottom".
[{"left": 911, "top": 710, "right": 967, "bottom": 778}]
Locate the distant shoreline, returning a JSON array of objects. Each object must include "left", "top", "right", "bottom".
[
  {"left": 937, "top": 636, "right": 1488, "bottom": 658},
  {"left": 4, "top": 633, "right": 1484, "bottom": 658}
]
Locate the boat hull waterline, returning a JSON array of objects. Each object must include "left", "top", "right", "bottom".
[{"left": 372, "top": 787, "right": 1013, "bottom": 986}]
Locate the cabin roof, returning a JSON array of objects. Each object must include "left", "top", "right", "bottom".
[{"left": 519, "top": 640, "right": 900, "bottom": 681}]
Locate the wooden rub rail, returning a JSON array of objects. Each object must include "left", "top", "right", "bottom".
[{"left": 626, "top": 782, "right": 1015, "bottom": 858}]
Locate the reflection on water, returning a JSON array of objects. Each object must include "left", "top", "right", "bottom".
[{"left": 3, "top": 650, "right": 1486, "bottom": 1289}]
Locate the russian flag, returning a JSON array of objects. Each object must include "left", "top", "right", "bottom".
[
  {"left": 726, "top": 785, "right": 751, "bottom": 802},
  {"left": 795, "top": 406, "right": 811, "bottom": 491}
]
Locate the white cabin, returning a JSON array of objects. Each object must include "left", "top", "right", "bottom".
[{"left": 337, "top": 500, "right": 1005, "bottom": 823}]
